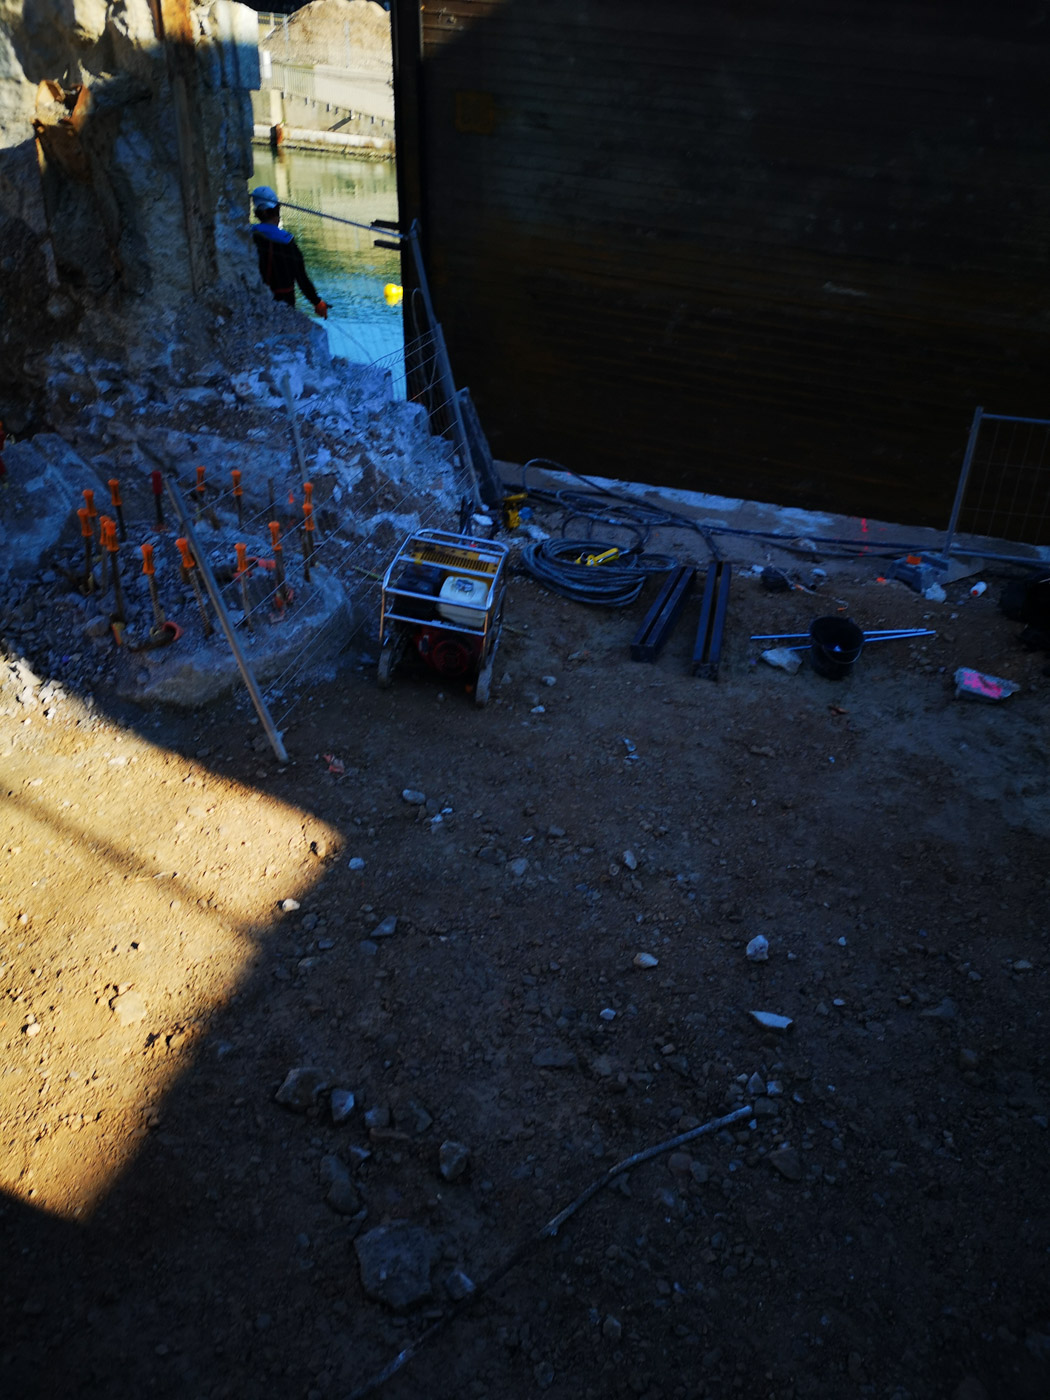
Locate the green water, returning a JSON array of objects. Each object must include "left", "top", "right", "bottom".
[{"left": 250, "top": 147, "right": 404, "bottom": 382}]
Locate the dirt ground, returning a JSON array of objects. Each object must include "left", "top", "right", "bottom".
[{"left": 2, "top": 528, "right": 1049, "bottom": 1400}]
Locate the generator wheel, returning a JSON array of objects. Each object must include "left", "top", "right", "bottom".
[
  {"left": 377, "top": 635, "right": 403, "bottom": 689},
  {"left": 474, "top": 657, "right": 494, "bottom": 708}
]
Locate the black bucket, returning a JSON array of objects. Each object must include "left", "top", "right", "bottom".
[{"left": 809, "top": 616, "right": 864, "bottom": 679}]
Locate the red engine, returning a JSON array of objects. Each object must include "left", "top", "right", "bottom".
[{"left": 414, "top": 626, "right": 483, "bottom": 678}]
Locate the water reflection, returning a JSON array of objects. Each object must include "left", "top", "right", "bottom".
[{"left": 250, "top": 148, "right": 404, "bottom": 385}]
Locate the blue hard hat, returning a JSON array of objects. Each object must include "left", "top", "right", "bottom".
[{"left": 251, "top": 185, "right": 279, "bottom": 211}]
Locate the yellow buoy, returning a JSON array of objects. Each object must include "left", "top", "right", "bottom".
[{"left": 383, "top": 283, "right": 403, "bottom": 305}]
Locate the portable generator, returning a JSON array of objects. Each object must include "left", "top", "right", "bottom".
[{"left": 377, "top": 529, "right": 509, "bottom": 706}]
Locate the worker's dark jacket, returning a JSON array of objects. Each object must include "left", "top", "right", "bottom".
[{"left": 252, "top": 222, "right": 319, "bottom": 308}]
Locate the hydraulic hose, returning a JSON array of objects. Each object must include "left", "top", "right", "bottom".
[{"left": 519, "top": 538, "right": 677, "bottom": 606}]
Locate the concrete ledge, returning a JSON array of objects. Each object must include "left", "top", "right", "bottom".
[{"left": 252, "top": 123, "right": 394, "bottom": 156}]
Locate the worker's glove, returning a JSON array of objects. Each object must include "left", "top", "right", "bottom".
[{"left": 314, "top": 300, "right": 328, "bottom": 319}]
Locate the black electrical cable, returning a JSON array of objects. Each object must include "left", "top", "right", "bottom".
[
  {"left": 519, "top": 538, "right": 677, "bottom": 606},
  {"left": 517, "top": 458, "right": 927, "bottom": 562}
]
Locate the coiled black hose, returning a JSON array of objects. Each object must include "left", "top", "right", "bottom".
[{"left": 519, "top": 538, "right": 677, "bottom": 606}]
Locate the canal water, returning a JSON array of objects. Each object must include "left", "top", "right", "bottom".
[{"left": 249, "top": 147, "right": 405, "bottom": 389}]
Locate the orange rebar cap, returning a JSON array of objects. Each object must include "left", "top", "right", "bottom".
[
  {"left": 141, "top": 543, "right": 155, "bottom": 575},
  {"left": 78, "top": 507, "right": 92, "bottom": 537},
  {"left": 176, "top": 537, "right": 194, "bottom": 569},
  {"left": 269, "top": 521, "right": 281, "bottom": 548},
  {"left": 108, "top": 477, "right": 122, "bottom": 506}
]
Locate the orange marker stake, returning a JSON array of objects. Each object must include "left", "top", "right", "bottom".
[
  {"left": 231, "top": 469, "right": 243, "bottom": 526},
  {"left": 103, "top": 518, "right": 125, "bottom": 623},
  {"left": 175, "top": 536, "right": 213, "bottom": 637},
  {"left": 141, "top": 543, "right": 166, "bottom": 630},
  {"left": 269, "top": 520, "right": 288, "bottom": 606},
  {"left": 97, "top": 513, "right": 114, "bottom": 593},
  {"left": 108, "top": 477, "right": 126, "bottom": 541},
  {"left": 194, "top": 465, "right": 207, "bottom": 523},
  {"left": 78, "top": 507, "right": 94, "bottom": 591},
  {"left": 151, "top": 470, "right": 165, "bottom": 528},
  {"left": 234, "top": 542, "right": 254, "bottom": 630},
  {"left": 302, "top": 501, "right": 315, "bottom": 581},
  {"left": 82, "top": 488, "right": 98, "bottom": 540}
]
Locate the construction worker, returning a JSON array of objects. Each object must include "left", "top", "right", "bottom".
[{"left": 250, "top": 185, "right": 328, "bottom": 318}]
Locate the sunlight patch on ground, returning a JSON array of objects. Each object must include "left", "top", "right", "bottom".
[{"left": 0, "top": 697, "right": 339, "bottom": 1221}]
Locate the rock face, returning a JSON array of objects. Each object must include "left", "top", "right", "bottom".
[{"left": 0, "top": 0, "right": 260, "bottom": 427}]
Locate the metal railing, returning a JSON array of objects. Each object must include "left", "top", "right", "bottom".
[{"left": 944, "top": 407, "right": 1050, "bottom": 563}]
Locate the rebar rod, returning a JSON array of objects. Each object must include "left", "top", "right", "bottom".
[{"left": 166, "top": 479, "right": 288, "bottom": 764}]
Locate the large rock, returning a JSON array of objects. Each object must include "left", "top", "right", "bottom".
[
  {"left": 123, "top": 564, "right": 353, "bottom": 707},
  {"left": 354, "top": 1222, "right": 439, "bottom": 1311},
  {"left": 0, "top": 435, "right": 104, "bottom": 577}
]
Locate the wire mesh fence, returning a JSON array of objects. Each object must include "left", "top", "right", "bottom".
[
  {"left": 160, "top": 377, "right": 474, "bottom": 752},
  {"left": 944, "top": 408, "right": 1050, "bottom": 560}
]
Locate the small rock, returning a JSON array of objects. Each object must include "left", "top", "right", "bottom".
[
  {"left": 275, "top": 1066, "right": 330, "bottom": 1112},
  {"left": 396, "top": 1099, "right": 433, "bottom": 1135},
  {"left": 746, "top": 1072, "right": 765, "bottom": 1096},
  {"left": 24, "top": 1022, "right": 41, "bottom": 1037},
  {"left": 750, "top": 1010, "right": 793, "bottom": 1031},
  {"left": 602, "top": 1315, "right": 623, "bottom": 1343},
  {"left": 768, "top": 1146, "right": 803, "bottom": 1181},
  {"left": 372, "top": 916, "right": 398, "bottom": 938},
  {"left": 509, "top": 857, "right": 529, "bottom": 877},
  {"left": 532, "top": 1047, "right": 578, "bottom": 1070},
  {"left": 761, "top": 647, "right": 802, "bottom": 675},
  {"left": 541, "top": 675, "right": 556, "bottom": 687},
  {"left": 402, "top": 789, "right": 426, "bottom": 805},
  {"left": 599, "top": 1007, "right": 617, "bottom": 1021},
  {"left": 622, "top": 850, "right": 638, "bottom": 871},
  {"left": 359, "top": 940, "right": 379, "bottom": 956},
  {"left": 348, "top": 857, "right": 366, "bottom": 871},
  {"left": 355, "top": 1222, "right": 439, "bottom": 1311},
  {"left": 438, "top": 1140, "right": 471, "bottom": 1181},
  {"left": 633, "top": 952, "right": 659, "bottom": 969},
  {"left": 444, "top": 1269, "right": 475, "bottom": 1301},
  {"left": 1013, "top": 959, "right": 1034, "bottom": 972},
  {"left": 109, "top": 989, "right": 147, "bottom": 1026},
  {"left": 921, "top": 997, "right": 958, "bottom": 1022},
  {"left": 320, "top": 1154, "right": 361, "bottom": 1216},
  {"left": 364, "top": 1104, "right": 391, "bottom": 1130},
  {"left": 330, "top": 1088, "right": 356, "bottom": 1124},
  {"left": 281, "top": 898, "right": 300, "bottom": 912},
  {"left": 953, "top": 1380, "right": 989, "bottom": 1400},
  {"left": 746, "top": 934, "right": 769, "bottom": 962}
]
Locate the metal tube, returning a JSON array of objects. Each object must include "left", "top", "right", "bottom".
[
  {"left": 279, "top": 372, "right": 309, "bottom": 486},
  {"left": 279, "top": 200, "right": 406, "bottom": 240},
  {"left": 166, "top": 479, "right": 289, "bottom": 764},
  {"left": 751, "top": 629, "right": 937, "bottom": 642},
  {"left": 405, "top": 221, "right": 483, "bottom": 511},
  {"left": 943, "top": 406, "right": 984, "bottom": 558}
]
